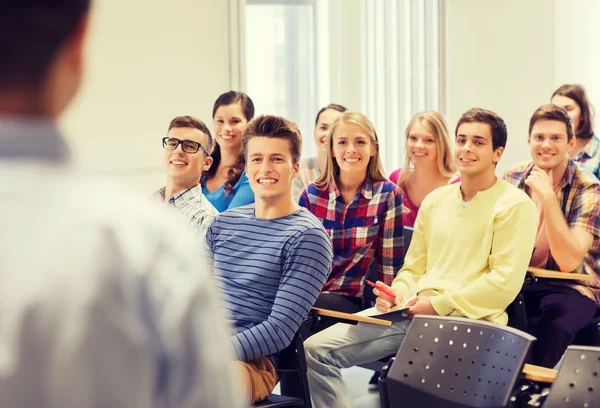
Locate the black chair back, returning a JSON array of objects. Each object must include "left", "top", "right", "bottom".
[
  {"left": 254, "top": 313, "right": 316, "bottom": 408},
  {"left": 404, "top": 226, "right": 413, "bottom": 250},
  {"left": 380, "top": 315, "right": 535, "bottom": 408},
  {"left": 543, "top": 345, "right": 600, "bottom": 408}
]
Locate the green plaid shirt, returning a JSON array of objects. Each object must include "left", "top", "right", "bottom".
[{"left": 504, "top": 159, "right": 600, "bottom": 304}]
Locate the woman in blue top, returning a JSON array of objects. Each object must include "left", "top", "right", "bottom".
[{"left": 202, "top": 91, "right": 256, "bottom": 212}]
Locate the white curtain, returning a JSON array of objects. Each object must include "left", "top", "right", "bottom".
[{"left": 361, "top": 0, "right": 442, "bottom": 173}]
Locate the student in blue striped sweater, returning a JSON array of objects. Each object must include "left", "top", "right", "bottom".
[{"left": 206, "top": 114, "right": 333, "bottom": 403}]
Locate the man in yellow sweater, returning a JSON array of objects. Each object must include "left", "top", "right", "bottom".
[{"left": 304, "top": 108, "right": 538, "bottom": 408}]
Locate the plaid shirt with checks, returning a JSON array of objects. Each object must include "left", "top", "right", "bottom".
[
  {"left": 504, "top": 160, "right": 600, "bottom": 304},
  {"left": 573, "top": 133, "right": 600, "bottom": 180},
  {"left": 299, "top": 179, "right": 404, "bottom": 297},
  {"left": 153, "top": 184, "right": 218, "bottom": 237}
]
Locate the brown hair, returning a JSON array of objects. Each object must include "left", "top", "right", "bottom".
[
  {"left": 455, "top": 108, "right": 507, "bottom": 150},
  {"left": 0, "top": 0, "right": 91, "bottom": 90},
  {"left": 242, "top": 115, "right": 302, "bottom": 164},
  {"left": 528, "top": 104, "right": 574, "bottom": 141},
  {"left": 552, "top": 84, "right": 594, "bottom": 139},
  {"left": 314, "top": 111, "right": 387, "bottom": 188},
  {"left": 397, "top": 111, "right": 456, "bottom": 190},
  {"left": 315, "top": 104, "right": 348, "bottom": 125},
  {"left": 203, "top": 91, "right": 255, "bottom": 194},
  {"left": 168, "top": 115, "right": 213, "bottom": 153}
]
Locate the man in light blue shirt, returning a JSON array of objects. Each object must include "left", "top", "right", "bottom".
[{"left": 0, "top": 1, "right": 240, "bottom": 407}]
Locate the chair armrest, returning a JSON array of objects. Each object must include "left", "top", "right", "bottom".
[
  {"left": 527, "top": 266, "right": 594, "bottom": 281},
  {"left": 311, "top": 308, "right": 392, "bottom": 326},
  {"left": 522, "top": 363, "right": 557, "bottom": 383}
]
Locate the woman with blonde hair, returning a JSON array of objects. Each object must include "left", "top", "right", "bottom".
[
  {"left": 299, "top": 111, "right": 403, "bottom": 323},
  {"left": 390, "top": 111, "right": 459, "bottom": 227}
]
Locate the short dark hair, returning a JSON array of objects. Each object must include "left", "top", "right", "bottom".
[
  {"left": 314, "top": 103, "right": 348, "bottom": 125},
  {"left": 168, "top": 115, "right": 214, "bottom": 153},
  {"left": 528, "top": 104, "right": 574, "bottom": 141},
  {"left": 0, "top": 0, "right": 91, "bottom": 90},
  {"left": 242, "top": 115, "right": 302, "bottom": 164},
  {"left": 552, "top": 84, "right": 594, "bottom": 139},
  {"left": 455, "top": 108, "right": 507, "bottom": 150}
]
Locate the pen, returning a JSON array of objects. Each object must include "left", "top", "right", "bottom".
[{"left": 366, "top": 280, "right": 397, "bottom": 300}]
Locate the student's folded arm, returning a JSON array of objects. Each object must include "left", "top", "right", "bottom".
[
  {"left": 429, "top": 200, "right": 538, "bottom": 319},
  {"left": 391, "top": 202, "right": 428, "bottom": 302},
  {"left": 376, "top": 188, "right": 405, "bottom": 286},
  {"left": 545, "top": 184, "right": 600, "bottom": 271},
  {"left": 231, "top": 228, "right": 333, "bottom": 361}
]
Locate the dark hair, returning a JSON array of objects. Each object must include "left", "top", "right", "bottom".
[
  {"left": 314, "top": 103, "right": 348, "bottom": 125},
  {"left": 212, "top": 91, "right": 255, "bottom": 122},
  {"left": 0, "top": 0, "right": 91, "bottom": 90},
  {"left": 529, "top": 104, "right": 574, "bottom": 141},
  {"left": 168, "top": 115, "right": 213, "bottom": 153},
  {"left": 242, "top": 115, "right": 302, "bottom": 164},
  {"left": 203, "top": 91, "right": 255, "bottom": 194},
  {"left": 455, "top": 108, "right": 507, "bottom": 150},
  {"left": 552, "top": 84, "right": 594, "bottom": 139}
]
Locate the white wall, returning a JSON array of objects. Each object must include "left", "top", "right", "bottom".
[
  {"left": 444, "top": 0, "right": 556, "bottom": 175},
  {"left": 328, "top": 0, "right": 363, "bottom": 112},
  {"left": 554, "top": 0, "right": 600, "bottom": 129},
  {"left": 60, "top": 0, "right": 236, "bottom": 194},
  {"left": 58, "top": 0, "right": 600, "bottom": 191}
]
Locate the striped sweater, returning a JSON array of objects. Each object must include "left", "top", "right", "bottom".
[{"left": 207, "top": 205, "right": 333, "bottom": 362}]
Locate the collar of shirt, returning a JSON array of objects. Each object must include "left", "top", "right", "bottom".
[
  {"left": 515, "top": 159, "right": 577, "bottom": 192},
  {"left": 154, "top": 184, "right": 204, "bottom": 208},
  {"left": 454, "top": 177, "right": 502, "bottom": 203},
  {"left": 327, "top": 178, "right": 373, "bottom": 202},
  {"left": 579, "top": 133, "right": 600, "bottom": 159},
  {"left": 0, "top": 115, "right": 70, "bottom": 163}
]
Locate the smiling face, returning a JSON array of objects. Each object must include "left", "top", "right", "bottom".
[
  {"left": 331, "top": 122, "right": 375, "bottom": 178},
  {"left": 314, "top": 108, "right": 343, "bottom": 154},
  {"left": 455, "top": 122, "right": 503, "bottom": 177},
  {"left": 529, "top": 119, "right": 574, "bottom": 171},
  {"left": 246, "top": 136, "right": 299, "bottom": 202},
  {"left": 407, "top": 122, "right": 437, "bottom": 166},
  {"left": 162, "top": 126, "right": 213, "bottom": 187},
  {"left": 213, "top": 103, "right": 248, "bottom": 150}
]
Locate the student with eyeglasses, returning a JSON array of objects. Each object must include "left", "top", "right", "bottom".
[{"left": 154, "top": 115, "right": 218, "bottom": 237}]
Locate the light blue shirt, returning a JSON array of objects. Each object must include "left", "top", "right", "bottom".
[
  {"left": 202, "top": 171, "right": 255, "bottom": 212},
  {"left": 0, "top": 116, "right": 242, "bottom": 408}
]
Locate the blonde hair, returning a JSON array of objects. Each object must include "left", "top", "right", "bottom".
[
  {"left": 396, "top": 111, "right": 456, "bottom": 190},
  {"left": 314, "top": 111, "right": 387, "bottom": 188}
]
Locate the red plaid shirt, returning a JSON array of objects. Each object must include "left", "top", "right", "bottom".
[{"left": 299, "top": 179, "right": 404, "bottom": 297}]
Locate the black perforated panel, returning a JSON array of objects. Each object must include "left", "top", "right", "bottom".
[
  {"left": 544, "top": 345, "right": 600, "bottom": 408},
  {"left": 386, "top": 316, "right": 534, "bottom": 408}
]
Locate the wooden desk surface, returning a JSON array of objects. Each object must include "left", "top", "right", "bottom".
[
  {"left": 312, "top": 307, "right": 392, "bottom": 326},
  {"left": 522, "top": 363, "right": 557, "bottom": 383},
  {"left": 527, "top": 266, "right": 593, "bottom": 281}
]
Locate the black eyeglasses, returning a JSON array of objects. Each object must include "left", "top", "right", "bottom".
[{"left": 162, "top": 137, "right": 209, "bottom": 155}]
